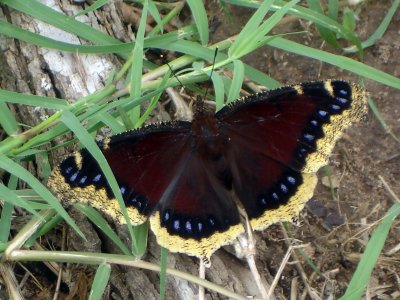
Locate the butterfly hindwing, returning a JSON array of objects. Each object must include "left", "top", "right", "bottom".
[{"left": 149, "top": 147, "right": 244, "bottom": 262}]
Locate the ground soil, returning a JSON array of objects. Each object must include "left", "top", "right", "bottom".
[{"left": 1, "top": 1, "right": 399, "bottom": 299}]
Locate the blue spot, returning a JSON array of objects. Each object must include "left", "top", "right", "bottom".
[
  {"left": 163, "top": 210, "right": 170, "bottom": 222},
  {"left": 185, "top": 220, "right": 192, "bottom": 232},
  {"left": 197, "top": 221, "right": 203, "bottom": 232},
  {"left": 208, "top": 216, "right": 216, "bottom": 227},
  {"left": 272, "top": 192, "right": 279, "bottom": 201},
  {"left": 136, "top": 198, "right": 142, "bottom": 208},
  {"left": 280, "top": 183, "right": 288, "bottom": 193},
  {"left": 130, "top": 196, "right": 137, "bottom": 205},
  {"left": 260, "top": 196, "right": 267, "bottom": 205},
  {"left": 336, "top": 97, "right": 348, "bottom": 104},
  {"left": 79, "top": 175, "right": 88, "bottom": 185},
  {"left": 120, "top": 186, "right": 126, "bottom": 195},
  {"left": 287, "top": 176, "right": 296, "bottom": 184},
  {"left": 65, "top": 167, "right": 73, "bottom": 174},
  {"left": 338, "top": 89, "right": 348, "bottom": 96},
  {"left": 310, "top": 119, "right": 318, "bottom": 126},
  {"left": 331, "top": 104, "right": 341, "bottom": 111},
  {"left": 93, "top": 174, "right": 102, "bottom": 182},
  {"left": 318, "top": 110, "right": 328, "bottom": 117},
  {"left": 304, "top": 133, "right": 315, "bottom": 142},
  {"left": 70, "top": 172, "right": 79, "bottom": 183},
  {"left": 173, "top": 219, "right": 180, "bottom": 231}
]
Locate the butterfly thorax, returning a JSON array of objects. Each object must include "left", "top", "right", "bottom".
[{"left": 191, "top": 112, "right": 225, "bottom": 161}]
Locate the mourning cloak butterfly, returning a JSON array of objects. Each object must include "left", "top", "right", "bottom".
[{"left": 48, "top": 80, "right": 367, "bottom": 263}]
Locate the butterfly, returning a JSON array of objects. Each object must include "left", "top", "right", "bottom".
[{"left": 48, "top": 80, "right": 368, "bottom": 264}]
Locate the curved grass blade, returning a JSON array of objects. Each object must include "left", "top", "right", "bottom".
[
  {"left": 344, "top": 0, "right": 400, "bottom": 53},
  {"left": 0, "top": 101, "right": 18, "bottom": 135},
  {"left": 0, "top": 89, "right": 68, "bottom": 109},
  {"left": 74, "top": 203, "right": 130, "bottom": 255},
  {"left": 229, "top": 0, "right": 273, "bottom": 57},
  {"left": 306, "top": 0, "right": 340, "bottom": 47},
  {"left": 73, "top": 0, "right": 110, "bottom": 18},
  {"left": 227, "top": 59, "right": 244, "bottom": 103},
  {"left": 89, "top": 263, "right": 111, "bottom": 300},
  {"left": 2, "top": 0, "right": 120, "bottom": 45},
  {"left": 340, "top": 203, "right": 400, "bottom": 299},
  {"left": 129, "top": 0, "right": 149, "bottom": 126},
  {"left": 267, "top": 36, "right": 400, "bottom": 89},
  {"left": 159, "top": 247, "right": 169, "bottom": 300},
  {"left": 210, "top": 71, "right": 225, "bottom": 111},
  {"left": 187, "top": 0, "right": 209, "bottom": 45}
]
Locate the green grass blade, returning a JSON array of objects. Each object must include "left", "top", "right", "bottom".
[
  {"left": 0, "top": 154, "right": 84, "bottom": 237},
  {"left": 306, "top": 0, "right": 339, "bottom": 47},
  {"left": 227, "top": 60, "right": 244, "bottom": 103},
  {"left": 0, "top": 176, "right": 18, "bottom": 243},
  {"left": 230, "top": 0, "right": 299, "bottom": 58},
  {"left": 211, "top": 71, "right": 225, "bottom": 111},
  {"left": 89, "top": 263, "right": 111, "bottom": 300},
  {"left": 267, "top": 37, "right": 400, "bottom": 89},
  {"left": 187, "top": 0, "right": 209, "bottom": 45},
  {"left": 0, "top": 19, "right": 195, "bottom": 55},
  {"left": 88, "top": 112, "right": 126, "bottom": 135},
  {"left": 25, "top": 213, "right": 64, "bottom": 247},
  {"left": 132, "top": 222, "right": 149, "bottom": 258},
  {"left": 0, "top": 89, "right": 68, "bottom": 109},
  {"left": 135, "top": 69, "right": 171, "bottom": 128},
  {"left": 159, "top": 247, "right": 169, "bottom": 300},
  {"left": 0, "top": 184, "right": 40, "bottom": 217},
  {"left": 340, "top": 203, "right": 400, "bottom": 299},
  {"left": 148, "top": 2, "right": 185, "bottom": 37},
  {"left": 2, "top": 0, "right": 121, "bottom": 45},
  {"left": 342, "top": 8, "right": 356, "bottom": 33},
  {"left": 228, "top": 0, "right": 274, "bottom": 57},
  {"left": 344, "top": 0, "right": 400, "bottom": 53},
  {"left": 0, "top": 101, "right": 19, "bottom": 135},
  {"left": 160, "top": 40, "right": 280, "bottom": 88},
  {"left": 74, "top": 203, "right": 131, "bottom": 255},
  {"left": 367, "top": 97, "right": 400, "bottom": 143},
  {"left": 224, "top": 0, "right": 360, "bottom": 46},
  {"left": 0, "top": 202, "right": 14, "bottom": 243},
  {"left": 73, "top": 0, "right": 110, "bottom": 18},
  {"left": 328, "top": 0, "right": 339, "bottom": 21},
  {"left": 148, "top": 0, "right": 163, "bottom": 34},
  {"left": 129, "top": 0, "right": 148, "bottom": 125}
]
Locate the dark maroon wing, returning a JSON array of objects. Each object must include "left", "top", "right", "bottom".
[
  {"left": 48, "top": 121, "right": 244, "bottom": 262},
  {"left": 48, "top": 122, "right": 194, "bottom": 225},
  {"left": 216, "top": 80, "right": 367, "bottom": 231}
]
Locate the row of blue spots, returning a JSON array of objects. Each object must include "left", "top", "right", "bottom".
[
  {"left": 63, "top": 164, "right": 142, "bottom": 210},
  {"left": 258, "top": 173, "right": 299, "bottom": 209},
  {"left": 161, "top": 209, "right": 224, "bottom": 238}
]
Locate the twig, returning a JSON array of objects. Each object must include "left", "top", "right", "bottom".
[
  {"left": 280, "top": 223, "right": 320, "bottom": 300},
  {"left": 198, "top": 260, "right": 205, "bottom": 300},
  {"left": 0, "top": 263, "right": 24, "bottom": 300}
]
